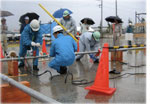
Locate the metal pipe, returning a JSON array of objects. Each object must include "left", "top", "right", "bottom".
[
  {"left": 0, "top": 55, "right": 50, "bottom": 62},
  {"left": 75, "top": 51, "right": 99, "bottom": 55},
  {"left": 0, "top": 51, "right": 100, "bottom": 62},
  {"left": 0, "top": 73, "right": 61, "bottom": 104},
  {"left": 0, "top": 47, "right": 145, "bottom": 62}
]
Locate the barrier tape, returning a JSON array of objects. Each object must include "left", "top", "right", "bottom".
[{"left": 105, "top": 44, "right": 146, "bottom": 49}]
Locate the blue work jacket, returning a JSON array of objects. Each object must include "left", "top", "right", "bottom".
[{"left": 50, "top": 33, "right": 77, "bottom": 66}]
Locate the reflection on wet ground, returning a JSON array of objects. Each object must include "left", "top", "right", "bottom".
[{"left": 1, "top": 38, "right": 146, "bottom": 103}]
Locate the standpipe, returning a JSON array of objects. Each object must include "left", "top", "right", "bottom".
[{"left": 39, "top": 4, "right": 78, "bottom": 42}]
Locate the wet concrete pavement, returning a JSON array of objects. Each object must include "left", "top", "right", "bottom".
[{"left": 1, "top": 37, "right": 146, "bottom": 103}]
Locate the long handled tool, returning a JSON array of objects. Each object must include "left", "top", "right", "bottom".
[{"left": 39, "top": 4, "right": 78, "bottom": 42}]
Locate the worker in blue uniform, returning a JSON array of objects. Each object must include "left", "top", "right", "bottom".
[
  {"left": 18, "top": 19, "right": 42, "bottom": 71},
  {"left": 48, "top": 25, "right": 77, "bottom": 74}
]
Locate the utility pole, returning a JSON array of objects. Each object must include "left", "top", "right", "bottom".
[
  {"left": 98, "top": 0, "right": 103, "bottom": 36},
  {"left": 135, "top": 11, "right": 137, "bottom": 24},
  {"left": 115, "top": 0, "right": 117, "bottom": 16},
  {"left": 101, "top": 0, "right": 103, "bottom": 35}
]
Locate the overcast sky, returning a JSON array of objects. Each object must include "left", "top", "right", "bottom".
[{"left": 1, "top": 0, "right": 146, "bottom": 31}]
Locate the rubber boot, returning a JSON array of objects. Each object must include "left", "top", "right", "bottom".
[
  {"left": 33, "top": 65, "right": 39, "bottom": 71},
  {"left": 57, "top": 66, "right": 67, "bottom": 74},
  {"left": 94, "top": 59, "right": 99, "bottom": 63},
  {"left": 18, "top": 62, "right": 24, "bottom": 68},
  {"left": 76, "top": 58, "right": 80, "bottom": 61},
  {"left": 109, "top": 70, "right": 120, "bottom": 74}
]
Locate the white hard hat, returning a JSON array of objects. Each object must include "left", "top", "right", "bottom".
[
  {"left": 30, "top": 19, "right": 40, "bottom": 31},
  {"left": 129, "top": 23, "right": 132, "bottom": 25},
  {"left": 25, "top": 16, "right": 29, "bottom": 20},
  {"left": 53, "top": 25, "right": 63, "bottom": 34}
]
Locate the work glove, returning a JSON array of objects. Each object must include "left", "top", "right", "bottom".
[
  {"left": 31, "top": 42, "right": 36, "bottom": 46},
  {"left": 66, "top": 30, "right": 71, "bottom": 34},
  {"left": 94, "top": 58, "right": 99, "bottom": 63},
  {"left": 95, "top": 48, "right": 101, "bottom": 56},
  {"left": 43, "top": 34, "right": 51, "bottom": 37},
  {"left": 45, "top": 34, "right": 51, "bottom": 37},
  {"left": 35, "top": 43, "right": 40, "bottom": 47},
  {"left": 89, "top": 54, "right": 97, "bottom": 62},
  {"left": 42, "top": 37, "right": 45, "bottom": 40}
]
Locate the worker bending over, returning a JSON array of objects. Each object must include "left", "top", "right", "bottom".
[
  {"left": 76, "top": 31, "right": 101, "bottom": 63},
  {"left": 18, "top": 19, "right": 42, "bottom": 71}
]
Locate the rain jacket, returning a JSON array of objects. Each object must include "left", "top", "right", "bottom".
[
  {"left": 1, "top": 23, "right": 8, "bottom": 54},
  {"left": 80, "top": 23, "right": 89, "bottom": 34},
  {"left": 126, "top": 25, "right": 133, "bottom": 33},
  {"left": 76, "top": 32, "right": 100, "bottom": 60},
  {"left": 79, "top": 32, "right": 99, "bottom": 51},
  {"left": 125, "top": 25, "right": 134, "bottom": 41},
  {"left": 113, "top": 23, "right": 122, "bottom": 46},
  {"left": 60, "top": 16, "right": 77, "bottom": 36},
  {"left": 19, "top": 24, "right": 42, "bottom": 65},
  {"left": 48, "top": 33, "right": 77, "bottom": 71}
]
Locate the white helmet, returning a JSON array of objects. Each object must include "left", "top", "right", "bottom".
[
  {"left": 25, "top": 16, "right": 29, "bottom": 20},
  {"left": 30, "top": 19, "right": 40, "bottom": 31},
  {"left": 53, "top": 25, "right": 63, "bottom": 34},
  {"left": 129, "top": 23, "right": 132, "bottom": 26}
]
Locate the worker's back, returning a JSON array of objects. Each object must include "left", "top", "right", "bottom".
[
  {"left": 79, "top": 32, "right": 92, "bottom": 43},
  {"left": 79, "top": 32, "right": 100, "bottom": 51},
  {"left": 50, "top": 33, "right": 77, "bottom": 65}
]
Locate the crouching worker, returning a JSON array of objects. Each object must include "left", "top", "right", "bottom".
[
  {"left": 48, "top": 26, "right": 77, "bottom": 74},
  {"left": 76, "top": 31, "right": 101, "bottom": 63},
  {"left": 18, "top": 19, "right": 42, "bottom": 71}
]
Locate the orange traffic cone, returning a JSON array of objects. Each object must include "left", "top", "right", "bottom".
[
  {"left": 0, "top": 42, "right": 4, "bottom": 72},
  {"left": 85, "top": 43, "right": 116, "bottom": 95},
  {"left": 77, "top": 39, "right": 80, "bottom": 52},
  {"left": 77, "top": 32, "right": 80, "bottom": 52},
  {"left": 42, "top": 39, "right": 48, "bottom": 55},
  {"left": 0, "top": 42, "right": 4, "bottom": 58}
]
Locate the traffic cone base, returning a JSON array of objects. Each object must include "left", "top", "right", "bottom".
[{"left": 85, "top": 86, "right": 116, "bottom": 95}]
